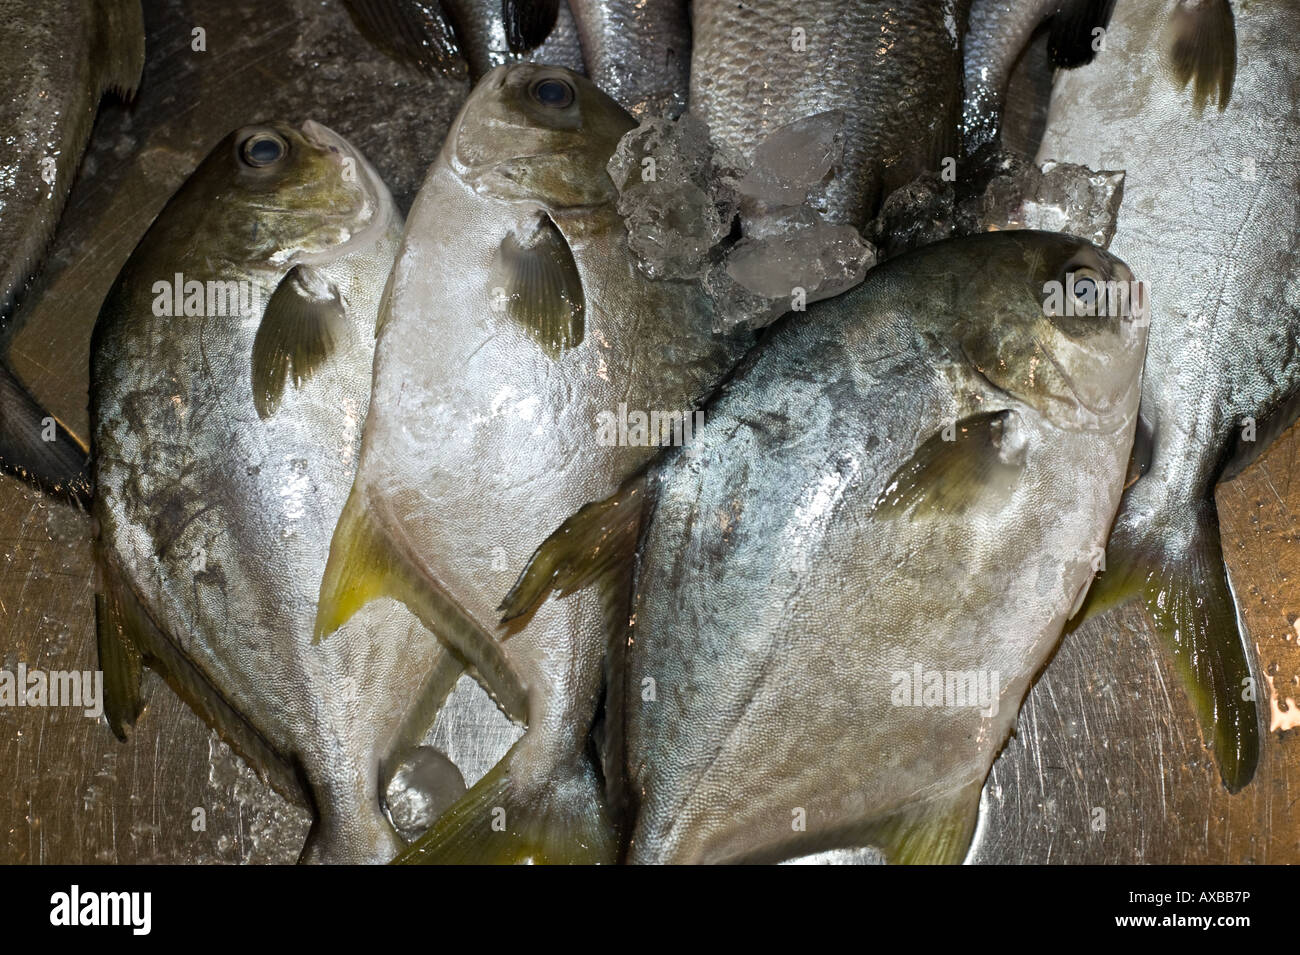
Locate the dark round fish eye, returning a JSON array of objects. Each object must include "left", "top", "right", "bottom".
[
  {"left": 240, "top": 132, "right": 288, "bottom": 168},
  {"left": 530, "top": 77, "right": 575, "bottom": 109}
]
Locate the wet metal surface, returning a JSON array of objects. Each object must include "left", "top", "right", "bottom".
[{"left": 0, "top": 1, "right": 1295, "bottom": 863}]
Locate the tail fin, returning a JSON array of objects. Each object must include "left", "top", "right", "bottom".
[
  {"left": 1048, "top": 0, "right": 1118, "bottom": 69},
  {"left": 391, "top": 739, "right": 617, "bottom": 864},
  {"left": 1076, "top": 498, "right": 1259, "bottom": 791},
  {"left": 0, "top": 362, "right": 91, "bottom": 506},
  {"left": 94, "top": 0, "right": 146, "bottom": 100}
]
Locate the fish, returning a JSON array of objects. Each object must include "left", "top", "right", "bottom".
[
  {"left": 688, "top": 0, "right": 972, "bottom": 228},
  {"left": 1037, "top": 0, "right": 1293, "bottom": 792},
  {"left": 961, "top": 0, "right": 1117, "bottom": 154},
  {"left": 0, "top": 0, "right": 145, "bottom": 502},
  {"left": 90, "top": 120, "right": 458, "bottom": 863},
  {"left": 314, "top": 63, "right": 750, "bottom": 863},
  {"left": 504, "top": 230, "right": 1148, "bottom": 862},
  {"left": 343, "top": 0, "right": 586, "bottom": 82},
  {"left": 535, "top": 0, "right": 692, "bottom": 119}
]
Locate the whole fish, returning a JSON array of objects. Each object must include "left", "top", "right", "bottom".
[
  {"left": 315, "top": 63, "right": 749, "bottom": 863},
  {"left": 961, "top": 0, "right": 1117, "bottom": 154},
  {"left": 0, "top": 0, "right": 144, "bottom": 501},
  {"left": 91, "top": 120, "right": 449, "bottom": 863},
  {"left": 689, "top": 0, "right": 972, "bottom": 227},
  {"left": 344, "top": 0, "right": 585, "bottom": 81},
  {"left": 506, "top": 230, "right": 1147, "bottom": 862},
  {"left": 1037, "top": 0, "right": 1292, "bottom": 791}
]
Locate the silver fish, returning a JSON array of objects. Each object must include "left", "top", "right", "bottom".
[
  {"left": 1037, "top": 0, "right": 1293, "bottom": 792},
  {"left": 0, "top": 0, "right": 144, "bottom": 500},
  {"left": 689, "top": 0, "right": 971, "bottom": 227},
  {"left": 90, "top": 121, "right": 450, "bottom": 863},
  {"left": 315, "top": 63, "right": 749, "bottom": 863},
  {"left": 507, "top": 230, "right": 1147, "bottom": 863}
]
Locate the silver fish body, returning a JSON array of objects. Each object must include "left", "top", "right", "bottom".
[
  {"left": 689, "top": 0, "right": 970, "bottom": 227},
  {"left": 618, "top": 231, "right": 1146, "bottom": 862},
  {"left": 568, "top": 0, "right": 691, "bottom": 119},
  {"left": 91, "top": 121, "right": 433, "bottom": 863},
  {"left": 1037, "top": 0, "right": 1298, "bottom": 791},
  {"left": 443, "top": 0, "right": 586, "bottom": 78},
  {"left": 318, "top": 64, "right": 749, "bottom": 863}
]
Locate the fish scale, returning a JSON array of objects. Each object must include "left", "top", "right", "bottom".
[{"left": 689, "top": 0, "right": 970, "bottom": 227}]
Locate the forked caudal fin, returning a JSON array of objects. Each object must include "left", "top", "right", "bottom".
[
  {"left": 390, "top": 737, "right": 618, "bottom": 864},
  {"left": 1047, "top": 0, "right": 1118, "bottom": 69},
  {"left": 315, "top": 485, "right": 530, "bottom": 722},
  {"left": 1072, "top": 497, "right": 1260, "bottom": 791}
]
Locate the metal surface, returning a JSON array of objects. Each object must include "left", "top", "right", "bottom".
[{"left": 0, "top": 1, "right": 1296, "bottom": 864}]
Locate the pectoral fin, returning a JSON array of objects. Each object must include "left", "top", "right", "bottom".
[
  {"left": 1047, "top": 0, "right": 1117, "bottom": 69},
  {"left": 315, "top": 487, "right": 529, "bottom": 722},
  {"left": 490, "top": 216, "right": 585, "bottom": 358},
  {"left": 341, "top": 0, "right": 466, "bottom": 80},
  {"left": 503, "top": 0, "right": 559, "bottom": 53},
  {"left": 251, "top": 265, "right": 348, "bottom": 419},
  {"left": 872, "top": 410, "right": 1025, "bottom": 519},
  {"left": 1165, "top": 0, "right": 1236, "bottom": 111}
]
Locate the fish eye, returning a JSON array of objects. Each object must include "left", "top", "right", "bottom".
[
  {"left": 1068, "top": 266, "right": 1106, "bottom": 315},
  {"left": 529, "top": 77, "right": 575, "bottom": 109},
  {"left": 240, "top": 132, "right": 289, "bottom": 168}
]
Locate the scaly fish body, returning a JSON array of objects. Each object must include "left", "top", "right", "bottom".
[
  {"left": 91, "top": 121, "right": 434, "bottom": 863},
  {"left": 319, "top": 64, "right": 749, "bottom": 863},
  {"left": 567, "top": 0, "right": 691, "bottom": 118},
  {"left": 546, "top": 231, "right": 1145, "bottom": 862},
  {"left": 0, "top": 0, "right": 143, "bottom": 499},
  {"left": 689, "top": 0, "right": 971, "bottom": 226},
  {"left": 1037, "top": 0, "right": 1297, "bottom": 791}
]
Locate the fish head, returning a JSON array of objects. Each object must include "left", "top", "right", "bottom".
[
  {"left": 181, "top": 120, "right": 395, "bottom": 269},
  {"left": 954, "top": 231, "right": 1148, "bottom": 433},
  {"left": 447, "top": 63, "right": 637, "bottom": 208}
]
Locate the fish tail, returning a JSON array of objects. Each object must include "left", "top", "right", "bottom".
[
  {"left": 1074, "top": 497, "right": 1260, "bottom": 792},
  {"left": 315, "top": 485, "right": 530, "bottom": 722},
  {"left": 1164, "top": 0, "right": 1236, "bottom": 111},
  {"left": 0, "top": 362, "right": 92, "bottom": 507},
  {"left": 94, "top": 0, "right": 146, "bottom": 100},
  {"left": 1047, "top": 0, "right": 1118, "bottom": 69},
  {"left": 391, "top": 738, "right": 618, "bottom": 865}
]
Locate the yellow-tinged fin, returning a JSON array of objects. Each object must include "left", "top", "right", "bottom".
[
  {"left": 504, "top": 0, "right": 560, "bottom": 53},
  {"left": 95, "top": 557, "right": 144, "bottom": 740},
  {"left": 1072, "top": 499, "right": 1259, "bottom": 791},
  {"left": 251, "top": 265, "right": 348, "bottom": 420},
  {"left": 391, "top": 739, "right": 618, "bottom": 864},
  {"left": 341, "top": 0, "right": 467, "bottom": 81},
  {"left": 859, "top": 782, "right": 983, "bottom": 865},
  {"left": 1165, "top": 0, "right": 1236, "bottom": 111},
  {"left": 315, "top": 486, "right": 530, "bottom": 722},
  {"left": 499, "top": 473, "right": 649, "bottom": 623},
  {"left": 490, "top": 216, "right": 585, "bottom": 359},
  {"left": 95, "top": 555, "right": 305, "bottom": 802},
  {"left": 872, "top": 410, "right": 1024, "bottom": 519},
  {"left": 94, "top": 0, "right": 146, "bottom": 100},
  {"left": 0, "top": 363, "right": 92, "bottom": 507},
  {"left": 1047, "top": 0, "right": 1117, "bottom": 69}
]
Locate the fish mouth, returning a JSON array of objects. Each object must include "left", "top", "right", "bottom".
[{"left": 296, "top": 119, "right": 396, "bottom": 265}]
